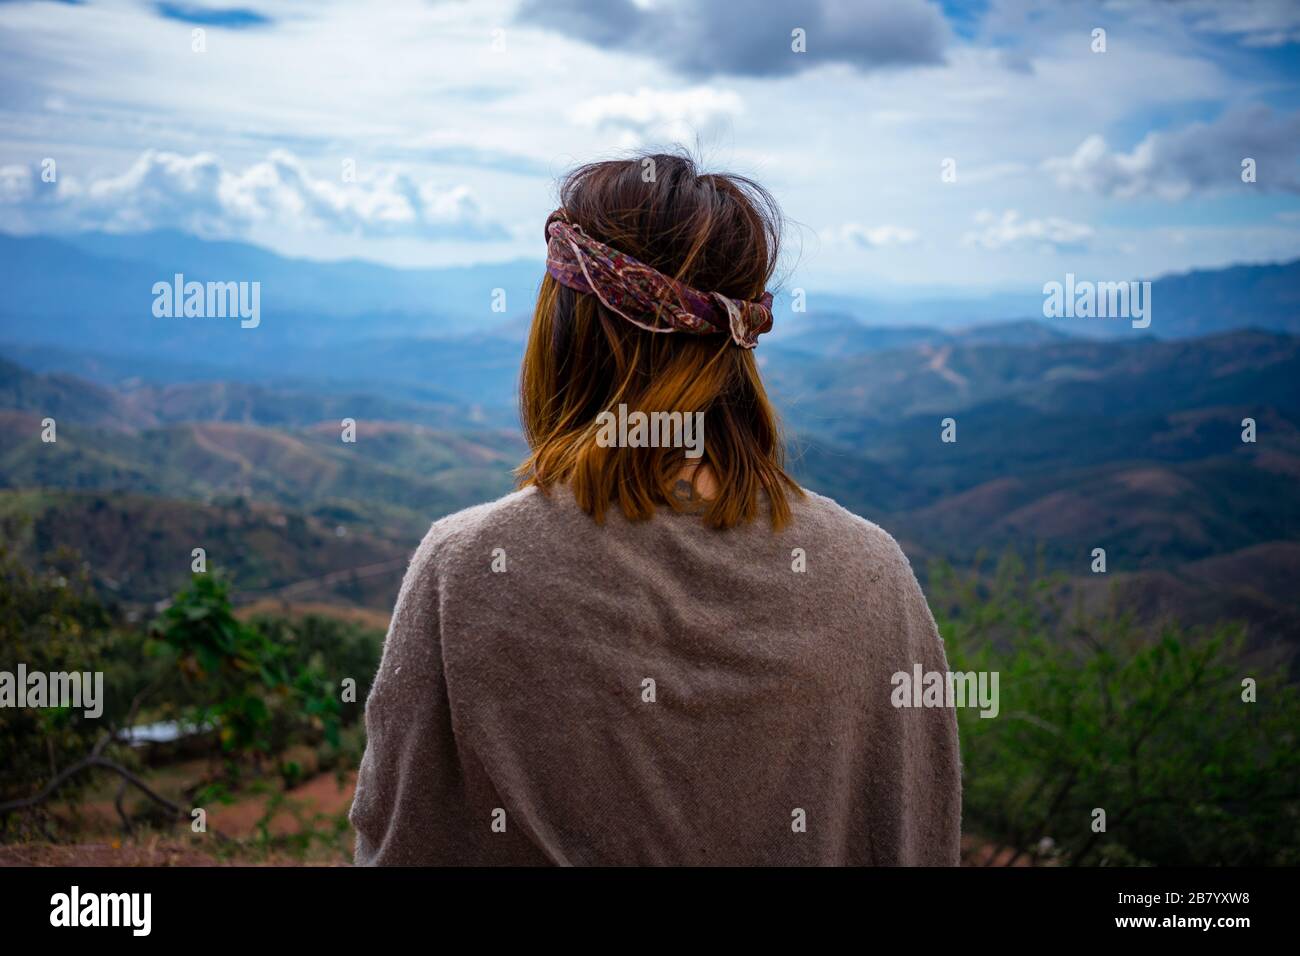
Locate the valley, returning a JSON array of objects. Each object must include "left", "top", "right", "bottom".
[{"left": 1, "top": 242, "right": 1296, "bottom": 673}]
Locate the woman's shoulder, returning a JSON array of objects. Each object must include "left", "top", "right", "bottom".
[
  {"left": 402, "top": 484, "right": 918, "bottom": 591},
  {"left": 431, "top": 485, "right": 549, "bottom": 534},
  {"left": 406, "top": 486, "right": 559, "bottom": 574},
  {"left": 790, "top": 488, "right": 914, "bottom": 572}
]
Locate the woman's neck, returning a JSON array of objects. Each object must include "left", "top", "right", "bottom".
[{"left": 672, "top": 461, "right": 718, "bottom": 507}]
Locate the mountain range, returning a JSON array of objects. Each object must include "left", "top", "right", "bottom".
[
  {"left": 3, "top": 329, "right": 1297, "bottom": 669},
  {"left": 3, "top": 230, "right": 1297, "bottom": 408},
  {"left": 1, "top": 232, "right": 1297, "bottom": 673}
]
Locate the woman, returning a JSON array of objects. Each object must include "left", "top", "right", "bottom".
[{"left": 349, "top": 153, "right": 961, "bottom": 866}]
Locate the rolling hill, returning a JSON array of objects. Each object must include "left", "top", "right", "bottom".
[
  {"left": 0, "top": 410, "right": 524, "bottom": 538},
  {"left": 0, "top": 488, "right": 410, "bottom": 610},
  {"left": 1, "top": 315, "right": 1297, "bottom": 663}
]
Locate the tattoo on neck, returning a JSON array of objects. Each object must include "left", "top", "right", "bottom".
[{"left": 672, "top": 479, "right": 706, "bottom": 512}]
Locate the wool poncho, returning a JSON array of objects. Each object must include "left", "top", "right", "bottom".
[{"left": 350, "top": 485, "right": 961, "bottom": 865}]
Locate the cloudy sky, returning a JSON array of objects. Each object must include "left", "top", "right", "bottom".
[{"left": 1, "top": 0, "right": 1299, "bottom": 295}]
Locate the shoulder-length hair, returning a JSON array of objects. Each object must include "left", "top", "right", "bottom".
[{"left": 516, "top": 152, "right": 802, "bottom": 530}]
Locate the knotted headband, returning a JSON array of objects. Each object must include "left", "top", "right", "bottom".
[{"left": 544, "top": 208, "right": 774, "bottom": 349}]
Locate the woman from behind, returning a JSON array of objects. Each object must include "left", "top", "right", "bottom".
[{"left": 349, "top": 152, "right": 961, "bottom": 866}]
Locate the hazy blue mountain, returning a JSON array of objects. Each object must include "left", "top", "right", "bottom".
[
  {"left": 767, "top": 315, "right": 1073, "bottom": 359},
  {"left": 3, "top": 230, "right": 1298, "bottom": 414},
  {"left": 6, "top": 232, "right": 1294, "bottom": 363},
  {"left": 0, "top": 354, "right": 509, "bottom": 430},
  {"left": 767, "top": 291, "right": 1047, "bottom": 333},
  {"left": 768, "top": 261, "right": 1300, "bottom": 342},
  {"left": 0, "top": 229, "right": 544, "bottom": 343},
  {"left": 767, "top": 329, "right": 1300, "bottom": 443},
  {"left": 59, "top": 229, "right": 546, "bottom": 323},
  {"left": 0, "top": 333, "right": 525, "bottom": 410},
  {"left": 1134, "top": 260, "right": 1300, "bottom": 338}
]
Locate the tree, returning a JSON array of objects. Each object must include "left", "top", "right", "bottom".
[
  {"left": 933, "top": 553, "right": 1300, "bottom": 866},
  {"left": 150, "top": 575, "right": 342, "bottom": 777},
  {"left": 1, "top": 552, "right": 346, "bottom": 839},
  {"left": 0, "top": 542, "right": 141, "bottom": 807}
]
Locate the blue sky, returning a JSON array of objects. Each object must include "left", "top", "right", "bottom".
[{"left": 1, "top": 0, "right": 1299, "bottom": 296}]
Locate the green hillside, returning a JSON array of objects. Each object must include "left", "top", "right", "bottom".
[{"left": 2, "top": 330, "right": 1298, "bottom": 663}]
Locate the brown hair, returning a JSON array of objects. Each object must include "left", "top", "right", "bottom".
[{"left": 516, "top": 152, "right": 802, "bottom": 530}]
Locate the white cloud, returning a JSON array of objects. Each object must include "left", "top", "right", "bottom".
[
  {"left": 0, "top": 164, "right": 35, "bottom": 204},
  {"left": 827, "top": 222, "right": 920, "bottom": 248},
  {"left": 569, "top": 86, "right": 744, "bottom": 144},
  {"left": 1045, "top": 106, "right": 1300, "bottom": 200},
  {"left": 961, "top": 209, "right": 1093, "bottom": 251},
  {"left": 518, "top": 0, "right": 949, "bottom": 78},
  {"left": 1181, "top": 0, "right": 1300, "bottom": 48},
  {"left": 0, "top": 0, "right": 1292, "bottom": 286},
  {"left": 0, "top": 149, "right": 506, "bottom": 240}
]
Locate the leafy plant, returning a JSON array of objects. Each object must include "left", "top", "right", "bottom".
[
  {"left": 933, "top": 552, "right": 1300, "bottom": 866},
  {"left": 0, "top": 541, "right": 145, "bottom": 807},
  {"left": 149, "top": 575, "right": 343, "bottom": 774}
]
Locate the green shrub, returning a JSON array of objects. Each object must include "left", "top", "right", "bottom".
[
  {"left": 149, "top": 576, "right": 345, "bottom": 775},
  {"left": 0, "top": 542, "right": 147, "bottom": 807},
  {"left": 933, "top": 553, "right": 1300, "bottom": 866}
]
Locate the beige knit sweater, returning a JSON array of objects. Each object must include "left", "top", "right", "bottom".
[{"left": 350, "top": 485, "right": 961, "bottom": 865}]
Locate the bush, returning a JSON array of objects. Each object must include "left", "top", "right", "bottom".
[
  {"left": 933, "top": 553, "right": 1300, "bottom": 866},
  {"left": 248, "top": 613, "right": 383, "bottom": 730},
  {"left": 0, "top": 543, "right": 147, "bottom": 807},
  {"left": 1, "top": 548, "right": 382, "bottom": 836},
  {"left": 149, "top": 576, "right": 345, "bottom": 776}
]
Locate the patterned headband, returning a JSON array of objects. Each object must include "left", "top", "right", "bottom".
[{"left": 544, "top": 208, "right": 774, "bottom": 349}]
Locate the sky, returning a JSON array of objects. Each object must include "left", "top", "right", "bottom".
[{"left": 1, "top": 0, "right": 1299, "bottom": 296}]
